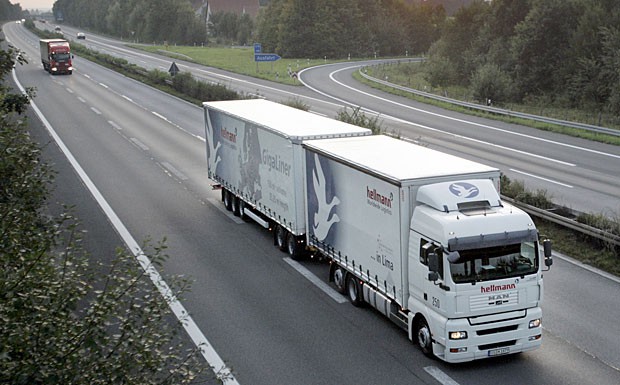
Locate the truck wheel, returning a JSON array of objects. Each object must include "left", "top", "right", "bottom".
[
  {"left": 223, "top": 190, "right": 232, "bottom": 211},
  {"left": 286, "top": 233, "right": 304, "bottom": 260},
  {"left": 332, "top": 265, "right": 346, "bottom": 294},
  {"left": 231, "top": 196, "right": 241, "bottom": 216},
  {"left": 416, "top": 318, "right": 433, "bottom": 356},
  {"left": 346, "top": 275, "right": 363, "bottom": 307},
  {"left": 239, "top": 200, "right": 249, "bottom": 221},
  {"left": 275, "top": 225, "right": 287, "bottom": 251}
]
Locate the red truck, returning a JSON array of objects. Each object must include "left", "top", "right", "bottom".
[{"left": 39, "top": 39, "right": 73, "bottom": 75}]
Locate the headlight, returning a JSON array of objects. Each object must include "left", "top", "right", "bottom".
[
  {"left": 529, "top": 318, "right": 542, "bottom": 328},
  {"left": 449, "top": 331, "right": 468, "bottom": 340}
]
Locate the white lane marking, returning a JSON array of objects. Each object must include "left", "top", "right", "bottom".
[
  {"left": 161, "top": 161, "right": 188, "bottom": 181},
  {"left": 13, "top": 69, "right": 240, "bottom": 385},
  {"left": 66, "top": 87, "right": 74, "bottom": 93},
  {"left": 510, "top": 169, "right": 574, "bottom": 188},
  {"left": 152, "top": 111, "right": 170, "bottom": 123},
  {"left": 385, "top": 114, "right": 576, "bottom": 167},
  {"left": 283, "top": 258, "right": 347, "bottom": 304},
  {"left": 299, "top": 65, "right": 619, "bottom": 161},
  {"left": 424, "top": 366, "right": 461, "bottom": 385},
  {"left": 90, "top": 107, "right": 102, "bottom": 115},
  {"left": 122, "top": 95, "right": 134, "bottom": 103},
  {"left": 77, "top": 96, "right": 86, "bottom": 103},
  {"left": 108, "top": 120, "right": 123, "bottom": 130},
  {"left": 99, "top": 82, "right": 109, "bottom": 89},
  {"left": 83, "top": 74, "right": 91, "bottom": 79},
  {"left": 130, "top": 137, "right": 149, "bottom": 151}
]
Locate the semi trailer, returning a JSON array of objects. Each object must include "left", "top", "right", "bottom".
[{"left": 203, "top": 99, "right": 552, "bottom": 363}]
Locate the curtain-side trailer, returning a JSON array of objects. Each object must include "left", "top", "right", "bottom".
[{"left": 203, "top": 99, "right": 371, "bottom": 257}]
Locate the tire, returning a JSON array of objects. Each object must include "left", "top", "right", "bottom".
[
  {"left": 332, "top": 265, "right": 346, "bottom": 294},
  {"left": 346, "top": 275, "right": 363, "bottom": 307},
  {"left": 239, "top": 200, "right": 249, "bottom": 221},
  {"left": 275, "top": 225, "right": 287, "bottom": 251},
  {"left": 286, "top": 233, "right": 304, "bottom": 260},
  {"left": 416, "top": 318, "right": 433, "bottom": 357},
  {"left": 223, "top": 190, "right": 232, "bottom": 211},
  {"left": 231, "top": 196, "right": 241, "bottom": 216}
]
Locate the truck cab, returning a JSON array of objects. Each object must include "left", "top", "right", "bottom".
[{"left": 407, "top": 179, "right": 552, "bottom": 362}]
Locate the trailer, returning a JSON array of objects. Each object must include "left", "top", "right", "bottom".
[{"left": 203, "top": 99, "right": 371, "bottom": 257}]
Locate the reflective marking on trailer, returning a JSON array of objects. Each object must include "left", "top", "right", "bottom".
[
  {"left": 283, "top": 257, "right": 347, "bottom": 304},
  {"left": 424, "top": 366, "right": 461, "bottom": 385}
]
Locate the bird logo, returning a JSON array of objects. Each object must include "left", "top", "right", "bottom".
[
  {"left": 449, "top": 182, "right": 479, "bottom": 198},
  {"left": 205, "top": 116, "right": 221, "bottom": 174},
  {"left": 311, "top": 154, "right": 340, "bottom": 241}
]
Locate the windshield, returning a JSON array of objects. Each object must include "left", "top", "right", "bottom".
[
  {"left": 450, "top": 242, "right": 538, "bottom": 283},
  {"left": 51, "top": 53, "right": 70, "bottom": 62}
]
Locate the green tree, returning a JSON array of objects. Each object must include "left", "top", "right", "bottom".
[
  {"left": 0, "top": 44, "right": 208, "bottom": 384},
  {"left": 425, "top": 0, "right": 490, "bottom": 87},
  {"left": 510, "top": 0, "right": 582, "bottom": 99}
]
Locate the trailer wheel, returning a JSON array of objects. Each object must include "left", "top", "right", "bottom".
[
  {"left": 332, "top": 265, "right": 346, "bottom": 294},
  {"left": 275, "top": 225, "right": 287, "bottom": 251},
  {"left": 231, "top": 196, "right": 241, "bottom": 216},
  {"left": 223, "top": 190, "right": 232, "bottom": 211},
  {"left": 416, "top": 318, "right": 433, "bottom": 356},
  {"left": 346, "top": 275, "right": 363, "bottom": 307},
  {"left": 286, "top": 233, "right": 304, "bottom": 260},
  {"left": 239, "top": 200, "right": 249, "bottom": 221}
]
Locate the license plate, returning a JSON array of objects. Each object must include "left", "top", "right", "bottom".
[{"left": 488, "top": 347, "right": 510, "bottom": 356}]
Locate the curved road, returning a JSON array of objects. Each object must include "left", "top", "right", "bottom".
[{"left": 298, "top": 63, "right": 620, "bottom": 216}]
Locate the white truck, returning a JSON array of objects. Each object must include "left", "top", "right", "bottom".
[{"left": 204, "top": 100, "right": 552, "bottom": 363}]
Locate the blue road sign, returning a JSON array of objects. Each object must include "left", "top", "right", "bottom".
[
  {"left": 254, "top": 43, "right": 262, "bottom": 54},
  {"left": 254, "top": 53, "right": 281, "bottom": 62}
]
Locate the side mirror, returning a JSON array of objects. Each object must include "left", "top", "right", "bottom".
[
  {"left": 428, "top": 252, "right": 439, "bottom": 282},
  {"left": 543, "top": 239, "right": 553, "bottom": 270}
]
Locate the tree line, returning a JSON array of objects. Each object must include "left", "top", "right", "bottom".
[
  {"left": 0, "top": 0, "right": 23, "bottom": 20},
  {"left": 424, "top": 0, "right": 620, "bottom": 115},
  {"left": 255, "top": 0, "right": 445, "bottom": 58},
  {"left": 52, "top": 0, "right": 207, "bottom": 44}
]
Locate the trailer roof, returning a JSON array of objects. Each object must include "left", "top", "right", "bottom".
[
  {"left": 203, "top": 99, "right": 371, "bottom": 141},
  {"left": 304, "top": 135, "right": 499, "bottom": 185}
]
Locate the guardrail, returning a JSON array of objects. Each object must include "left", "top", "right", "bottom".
[
  {"left": 503, "top": 196, "right": 620, "bottom": 248},
  {"left": 358, "top": 68, "right": 620, "bottom": 137}
]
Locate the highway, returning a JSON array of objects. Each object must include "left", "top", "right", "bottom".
[{"left": 4, "top": 22, "right": 620, "bottom": 385}]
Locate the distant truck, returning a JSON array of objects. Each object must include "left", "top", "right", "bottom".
[
  {"left": 204, "top": 99, "right": 552, "bottom": 363},
  {"left": 39, "top": 38, "right": 72, "bottom": 75}
]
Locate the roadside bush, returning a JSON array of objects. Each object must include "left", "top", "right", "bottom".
[
  {"left": 336, "top": 106, "right": 383, "bottom": 134},
  {"left": 500, "top": 175, "right": 554, "bottom": 209},
  {"left": 469, "top": 63, "right": 513, "bottom": 105}
]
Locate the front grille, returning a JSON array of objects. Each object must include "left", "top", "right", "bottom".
[{"left": 477, "top": 325, "right": 518, "bottom": 336}]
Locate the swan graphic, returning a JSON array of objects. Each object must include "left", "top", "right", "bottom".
[
  {"left": 205, "top": 116, "right": 221, "bottom": 174},
  {"left": 449, "top": 182, "right": 479, "bottom": 198},
  {"left": 311, "top": 154, "right": 340, "bottom": 241}
]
